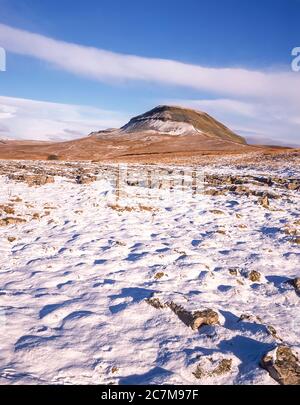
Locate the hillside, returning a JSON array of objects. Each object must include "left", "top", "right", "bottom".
[
  {"left": 120, "top": 105, "right": 246, "bottom": 145},
  {"left": 0, "top": 105, "right": 290, "bottom": 162}
]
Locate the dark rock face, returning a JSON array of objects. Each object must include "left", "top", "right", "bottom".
[{"left": 261, "top": 346, "right": 300, "bottom": 385}]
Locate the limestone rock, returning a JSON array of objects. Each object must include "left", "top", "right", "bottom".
[
  {"left": 258, "top": 195, "right": 269, "bottom": 208},
  {"left": 293, "top": 277, "right": 300, "bottom": 289},
  {"left": 75, "top": 175, "right": 97, "bottom": 184},
  {"left": 292, "top": 277, "right": 300, "bottom": 293},
  {"left": 0, "top": 217, "right": 26, "bottom": 226},
  {"left": 0, "top": 204, "right": 15, "bottom": 214},
  {"left": 287, "top": 181, "right": 299, "bottom": 191},
  {"left": 191, "top": 309, "right": 220, "bottom": 330},
  {"left": 145, "top": 297, "right": 166, "bottom": 309},
  {"left": 167, "top": 302, "right": 220, "bottom": 330},
  {"left": 248, "top": 270, "right": 261, "bottom": 282},
  {"left": 9, "top": 174, "right": 55, "bottom": 187},
  {"left": 154, "top": 272, "right": 165, "bottom": 280},
  {"left": 194, "top": 357, "right": 233, "bottom": 379},
  {"left": 229, "top": 268, "right": 239, "bottom": 276},
  {"left": 261, "top": 346, "right": 300, "bottom": 385}
]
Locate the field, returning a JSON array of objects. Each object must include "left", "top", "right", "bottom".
[{"left": 0, "top": 152, "right": 299, "bottom": 384}]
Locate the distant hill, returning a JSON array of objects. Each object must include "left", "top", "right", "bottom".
[{"left": 120, "top": 105, "right": 246, "bottom": 145}]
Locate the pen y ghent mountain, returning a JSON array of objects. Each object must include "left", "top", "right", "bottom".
[{"left": 0, "top": 0, "right": 299, "bottom": 391}]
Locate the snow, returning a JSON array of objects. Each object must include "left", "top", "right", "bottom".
[
  {"left": 122, "top": 119, "right": 202, "bottom": 136},
  {"left": 0, "top": 161, "right": 299, "bottom": 385}
]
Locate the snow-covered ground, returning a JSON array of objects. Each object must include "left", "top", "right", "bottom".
[{"left": 0, "top": 161, "right": 299, "bottom": 385}]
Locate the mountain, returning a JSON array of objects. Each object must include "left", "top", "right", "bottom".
[
  {"left": 120, "top": 105, "right": 246, "bottom": 144},
  {"left": 0, "top": 105, "right": 284, "bottom": 162}
]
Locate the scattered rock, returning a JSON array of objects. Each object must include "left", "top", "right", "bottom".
[
  {"left": 0, "top": 204, "right": 15, "bottom": 215},
  {"left": 194, "top": 358, "right": 233, "bottom": 379},
  {"left": 290, "top": 277, "right": 300, "bottom": 294},
  {"left": 7, "top": 236, "right": 16, "bottom": 242},
  {"left": 115, "top": 240, "right": 126, "bottom": 246},
  {"left": 193, "top": 364, "right": 206, "bottom": 379},
  {"left": 204, "top": 189, "right": 226, "bottom": 196},
  {"left": 238, "top": 313, "right": 263, "bottom": 323},
  {"left": 233, "top": 185, "right": 251, "bottom": 195},
  {"left": 167, "top": 302, "right": 194, "bottom": 327},
  {"left": 293, "top": 277, "right": 300, "bottom": 291},
  {"left": 0, "top": 217, "right": 26, "bottom": 226},
  {"left": 287, "top": 181, "right": 299, "bottom": 191},
  {"left": 254, "top": 176, "right": 273, "bottom": 186},
  {"left": 75, "top": 175, "right": 97, "bottom": 184},
  {"left": 9, "top": 174, "right": 55, "bottom": 187},
  {"left": 258, "top": 195, "right": 269, "bottom": 208},
  {"left": 191, "top": 309, "right": 220, "bottom": 330},
  {"left": 211, "top": 359, "right": 233, "bottom": 376},
  {"left": 261, "top": 346, "right": 300, "bottom": 385},
  {"left": 283, "top": 226, "right": 298, "bottom": 236},
  {"left": 108, "top": 203, "right": 155, "bottom": 212},
  {"left": 154, "top": 272, "right": 165, "bottom": 280},
  {"left": 168, "top": 302, "right": 219, "bottom": 330},
  {"left": 229, "top": 268, "right": 239, "bottom": 276},
  {"left": 291, "top": 237, "right": 300, "bottom": 245},
  {"left": 145, "top": 297, "right": 166, "bottom": 309},
  {"left": 10, "top": 196, "right": 22, "bottom": 203},
  {"left": 266, "top": 325, "right": 283, "bottom": 342},
  {"left": 248, "top": 270, "right": 261, "bottom": 282},
  {"left": 209, "top": 209, "right": 224, "bottom": 215}
]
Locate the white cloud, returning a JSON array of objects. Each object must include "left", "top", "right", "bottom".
[
  {"left": 0, "top": 23, "right": 299, "bottom": 145},
  {"left": 167, "top": 98, "right": 300, "bottom": 147},
  {"left": 0, "top": 96, "right": 129, "bottom": 141},
  {"left": 0, "top": 23, "right": 300, "bottom": 104}
]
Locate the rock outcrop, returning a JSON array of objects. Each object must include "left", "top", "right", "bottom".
[{"left": 261, "top": 346, "right": 300, "bottom": 385}]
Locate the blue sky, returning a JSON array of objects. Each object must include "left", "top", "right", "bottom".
[{"left": 0, "top": 0, "right": 299, "bottom": 144}]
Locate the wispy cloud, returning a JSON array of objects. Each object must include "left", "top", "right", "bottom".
[
  {"left": 0, "top": 23, "right": 299, "bottom": 145},
  {"left": 0, "top": 23, "right": 299, "bottom": 103},
  {"left": 167, "top": 98, "right": 300, "bottom": 147},
  {"left": 0, "top": 96, "right": 128, "bottom": 141}
]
